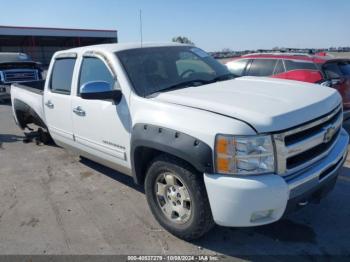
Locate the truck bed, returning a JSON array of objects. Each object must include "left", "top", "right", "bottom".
[
  {"left": 11, "top": 80, "right": 46, "bottom": 129},
  {"left": 13, "top": 80, "right": 45, "bottom": 95}
]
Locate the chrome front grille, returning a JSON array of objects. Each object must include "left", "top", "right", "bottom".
[
  {"left": 273, "top": 104, "right": 343, "bottom": 177},
  {"left": 3, "top": 69, "right": 38, "bottom": 83}
]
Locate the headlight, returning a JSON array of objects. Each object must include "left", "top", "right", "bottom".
[{"left": 215, "top": 134, "right": 275, "bottom": 175}]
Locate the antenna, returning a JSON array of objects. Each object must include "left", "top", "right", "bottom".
[{"left": 139, "top": 9, "right": 143, "bottom": 47}]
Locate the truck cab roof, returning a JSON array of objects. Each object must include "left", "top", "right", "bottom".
[{"left": 56, "top": 42, "right": 191, "bottom": 55}]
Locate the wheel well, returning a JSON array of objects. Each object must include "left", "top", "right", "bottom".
[
  {"left": 14, "top": 99, "right": 46, "bottom": 130},
  {"left": 133, "top": 147, "right": 161, "bottom": 185},
  {"left": 131, "top": 124, "right": 213, "bottom": 185},
  {"left": 133, "top": 147, "right": 201, "bottom": 185}
]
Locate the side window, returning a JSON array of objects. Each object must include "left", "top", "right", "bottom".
[
  {"left": 284, "top": 60, "right": 317, "bottom": 71},
  {"left": 323, "top": 63, "right": 343, "bottom": 79},
  {"left": 226, "top": 59, "right": 249, "bottom": 76},
  {"left": 50, "top": 58, "right": 76, "bottom": 95},
  {"left": 79, "top": 57, "right": 115, "bottom": 94},
  {"left": 248, "top": 59, "right": 277, "bottom": 76},
  {"left": 339, "top": 62, "right": 350, "bottom": 76},
  {"left": 273, "top": 60, "right": 285, "bottom": 75}
]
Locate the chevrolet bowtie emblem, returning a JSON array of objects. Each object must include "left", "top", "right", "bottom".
[{"left": 324, "top": 126, "right": 336, "bottom": 143}]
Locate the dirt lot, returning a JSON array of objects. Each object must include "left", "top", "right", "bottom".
[
  {"left": 329, "top": 52, "right": 350, "bottom": 59},
  {"left": 1, "top": 101, "right": 350, "bottom": 259}
]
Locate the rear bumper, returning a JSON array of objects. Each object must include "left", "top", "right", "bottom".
[{"left": 204, "top": 128, "right": 349, "bottom": 227}]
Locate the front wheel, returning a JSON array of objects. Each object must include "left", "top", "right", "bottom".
[{"left": 145, "top": 154, "right": 214, "bottom": 240}]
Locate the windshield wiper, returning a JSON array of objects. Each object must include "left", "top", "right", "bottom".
[
  {"left": 159, "top": 79, "right": 210, "bottom": 92},
  {"left": 156, "top": 74, "right": 236, "bottom": 94}
]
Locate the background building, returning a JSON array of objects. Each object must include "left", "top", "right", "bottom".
[{"left": 0, "top": 25, "right": 118, "bottom": 66}]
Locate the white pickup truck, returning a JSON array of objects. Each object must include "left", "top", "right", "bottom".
[{"left": 11, "top": 43, "right": 349, "bottom": 240}]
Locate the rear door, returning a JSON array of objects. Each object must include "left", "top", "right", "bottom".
[
  {"left": 44, "top": 54, "right": 77, "bottom": 146},
  {"left": 323, "top": 61, "right": 350, "bottom": 111},
  {"left": 276, "top": 59, "right": 323, "bottom": 83}
]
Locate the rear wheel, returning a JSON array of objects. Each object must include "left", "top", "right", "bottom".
[{"left": 145, "top": 154, "right": 214, "bottom": 240}]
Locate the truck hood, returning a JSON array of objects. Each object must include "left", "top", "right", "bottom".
[
  {"left": 151, "top": 77, "right": 341, "bottom": 133},
  {"left": 0, "top": 53, "right": 33, "bottom": 63}
]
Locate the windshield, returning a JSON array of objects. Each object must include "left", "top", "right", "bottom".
[
  {"left": 323, "top": 61, "right": 350, "bottom": 79},
  {"left": 339, "top": 61, "right": 350, "bottom": 76},
  {"left": 116, "top": 46, "right": 233, "bottom": 97}
]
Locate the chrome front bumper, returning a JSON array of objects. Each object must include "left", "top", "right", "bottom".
[
  {"left": 287, "top": 128, "right": 348, "bottom": 198},
  {"left": 204, "top": 128, "right": 348, "bottom": 227}
]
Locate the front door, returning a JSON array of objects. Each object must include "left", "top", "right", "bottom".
[
  {"left": 71, "top": 55, "right": 131, "bottom": 170},
  {"left": 44, "top": 56, "right": 77, "bottom": 146}
]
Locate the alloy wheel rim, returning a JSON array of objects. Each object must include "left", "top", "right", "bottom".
[{"left": 154, "top": 172, "right": 192, "bottom": 224}]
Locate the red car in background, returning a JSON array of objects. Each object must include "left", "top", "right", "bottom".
[{"left": 225, "top": 53, "right": 350, "bottom": 119}]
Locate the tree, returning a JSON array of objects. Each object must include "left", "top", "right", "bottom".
[{"left": 172, "top": 36, "right": 194, "bottom": 45}]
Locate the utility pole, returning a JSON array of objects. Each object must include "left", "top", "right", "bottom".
[{"left": 139, "top": 9, "right": 143, "bottom": 47}]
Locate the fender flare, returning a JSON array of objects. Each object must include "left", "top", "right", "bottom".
[
  {"left": 13, "top": 99, "right": 46, "bottom": 130},
  {"left": 131, "top": 124, "right": 213, "bottom": 184}
]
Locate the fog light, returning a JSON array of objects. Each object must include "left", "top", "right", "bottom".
[{"left": 250, "top": 210, "right": 274, "bottom": 222}]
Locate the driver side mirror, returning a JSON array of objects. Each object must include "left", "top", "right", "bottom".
[{"left": 80, "top": 81, "right": 122, "bottom": 103}]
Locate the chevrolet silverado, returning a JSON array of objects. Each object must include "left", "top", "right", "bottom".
[{"left": 11, "top": 43, "right": 348, "bottom": 240}]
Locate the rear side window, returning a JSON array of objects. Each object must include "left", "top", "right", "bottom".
[
  {"left": 79, "top": 57, "right": 115, "bottom": 93},
  {"left": 284, "top": 60, "right": 317, "bottom": 71},
  {"left": 248, "top": 59, "right": 277, "bottom": 76},
  {"left": 226, "top": 59, "right": 249, "bottom": 76},
  {"left": 50, "top": 58, "right": 76, "bottom": 95}
]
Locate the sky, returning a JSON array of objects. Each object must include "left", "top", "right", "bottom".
[{"left": 0, "top": 0, "right": 349, "bottom": 52}]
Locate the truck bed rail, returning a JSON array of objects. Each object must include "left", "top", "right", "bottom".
[{"left": 12, "top": 80, "right": 45, "bottom": 95}]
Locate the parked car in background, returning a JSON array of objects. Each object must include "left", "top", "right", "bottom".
[
  {"left": 225, "top": 53, "right": 350, "bottom": 119},
  {"left": 0, "top": 52, "right": 42, "bottom": 102}
]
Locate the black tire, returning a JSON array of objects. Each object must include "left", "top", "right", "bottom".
[
  {"left": 145, "top": 154, "right": 214, "bottom": 240},
  {"left": 37, "top": 128, "right": 53, "bottom": 145}
]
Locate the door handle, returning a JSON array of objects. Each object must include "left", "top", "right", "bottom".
[
  {"left": 45, "top": 100, "right": 54, "bottom": 109},
  {"left": 73, "top": 106, "right": 86, "bottom": 116}
]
